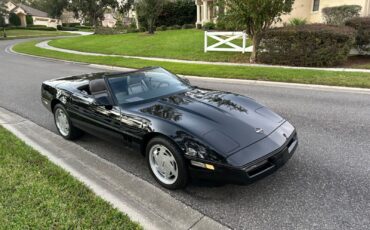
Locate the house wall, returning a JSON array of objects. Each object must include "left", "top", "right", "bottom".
[
  {"left": 281, "top": 0, "right": 370, "bottom": 24},
  {"left": 32, "top": 16, "right": 60, "bottom": 28}
]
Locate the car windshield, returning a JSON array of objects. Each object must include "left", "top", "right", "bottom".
[{"left": 106, "top": 67, "right": 190, "bottom": 105}]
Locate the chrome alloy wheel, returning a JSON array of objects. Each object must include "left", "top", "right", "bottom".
[
  {"left": 149, "top": 144, "right": 179, "bottom": 185},
  {"left": 55, "top": 108, "right": 70, "bottom": 136}
]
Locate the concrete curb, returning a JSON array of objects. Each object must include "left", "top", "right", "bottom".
[
  {"left": 9, "top": 43, "right": 370, "bottom": 94},
  {"left": 37, "top": 40, "right": 370, "bottom": 73},
  {"left": 0, "top": 107, "right": 230, "bottom": 230}
]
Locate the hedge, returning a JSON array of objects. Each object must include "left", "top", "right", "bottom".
[
  {"left": 322, "top": 5, "right": 362, "bottom": 25},
  {"left": 156, "top": 0, "right": 196, "bottom": 26},
  {"left": 6, "top": 26, "right": 57, "bottom": 31},
  {"left": 345, "top": 17, "right": 370, "bottom": 54},
  {"left": 258, "top": 24, "right": 356, "bottom": 67},
  {"left": 94, "top": 26, "right": 126, "bottom": 35},
  {"left": 58, "top": 26, "right": 78, "bottom": 31}
]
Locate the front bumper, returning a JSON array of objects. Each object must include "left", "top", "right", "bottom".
[{"left": 189, "top": 122, "right": 298, "bottom": 184}]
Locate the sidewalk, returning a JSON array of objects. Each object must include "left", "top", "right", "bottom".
[{"left": 37, "top": 40, "right": 370, "bottom": 73}]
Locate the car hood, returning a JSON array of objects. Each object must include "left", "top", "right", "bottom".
[{"left": 137, "top": 88, "right": 285, "bottom": 157}]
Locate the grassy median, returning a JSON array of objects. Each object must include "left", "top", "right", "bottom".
[
  {"left": 13, "top": 40, "right": 370, "bottom": 88},
  {"left": 0, "top": 126, "right": 141, "bottom": 229},
  {"left": 49, "top": 29, "right": 251, "bottom": 63}
]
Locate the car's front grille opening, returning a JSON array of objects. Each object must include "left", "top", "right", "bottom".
[{"left": 246, "top": 160, "right": 274, "bottom": 178}]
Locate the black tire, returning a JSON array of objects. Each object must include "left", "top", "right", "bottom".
[
  {"left": 53, "top": 104, "right": 83, "bottom": 140},
  {"left": 146, "top": 137, "right": 188, "bottom": 189}
]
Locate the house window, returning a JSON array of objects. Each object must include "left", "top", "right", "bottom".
[{"left": 312, "top": 0, "right": 320, "bottom": 12}]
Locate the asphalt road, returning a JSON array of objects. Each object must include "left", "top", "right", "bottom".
[{"left": 1, "top": 39, "right": 370, "bottom": 230}]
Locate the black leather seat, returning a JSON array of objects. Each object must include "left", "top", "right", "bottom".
[{"left": 89, "top": 79, "right": 107, "bottom": 95}]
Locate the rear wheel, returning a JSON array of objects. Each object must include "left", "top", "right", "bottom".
[
  {"left": 53, "top": 104, "right": 83, "bottom": 140},
  {"left": 146, "top": 137, "right": 188, "bottom": 189}
]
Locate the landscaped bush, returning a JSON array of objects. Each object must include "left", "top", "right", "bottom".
[
  {"left": 156, "top": 0, "right": 196, "bottom": 26},
  {"left": 58, "top": 27, "right": 78, "bottom": 31},
  {"left": 26, "top": 15, "right": 33, "bottom": 26},
  {"left": 62, "top": 23, "right": 81, "bottom": 27},
  {"left": 75, "top": 25, "right": 93, "bottom": 30},
  {"left": 345, "top": 17, "right": 370, "bottom": 54},
  {"left": 9, "top": 13, "right": 21, "bottom": 26},
  {"left": 95, "top": 26, "right": 127, "bottom": 35},
  {"left": 215, "top": 14, "right": 242, "bottom": 31},
  {"left": 323, "top": 5, "right": 362, "bottom": 25},
  {"left": 167, "top": 25, "right": 181, "bottom": 30},
  {"left": 288, "top": 18, "right": 307, "bottom": 26},
  {"left": 27, "top": 26, "right": 57, "bottom": 31},
  {"left": 258, "top": 24, "right": 356, "bottom": 67},
  {"left": 7, "top": 25, "right": 57, "bottom": 31},
  {"left": 182, "top": 24, "right": 195, "bottom": 29},
  {"left": 156, "top": 25, "right": 167, "bottom": 31},
  {"left": 203, "top": 22, "right": 215, "bottom": 31},
  {"left": 127, "top": 28, "right": 139, "bottom": 33}
]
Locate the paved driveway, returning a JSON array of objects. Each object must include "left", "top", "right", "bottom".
[{"left": 1, "top": 39, "right": 370, "bottom": 230}]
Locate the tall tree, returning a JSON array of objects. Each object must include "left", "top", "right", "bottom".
[
  {"left": 68, "top": 0, "right": 118, "bottom": 27},
  {"left": 136, "top": 0, "right": 164, "bottom": 34},
  {"left": 224, "top": 0, "right": 295, "bottom": 63},
  {"left": 0, "top": 0, "right": 8, "bottom": 38},
  {"left": 31, "top": 0, "right": 68, "bottom": 18}
]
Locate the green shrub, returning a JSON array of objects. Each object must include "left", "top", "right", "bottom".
[
  {"left": 26, "top": 15, "right": 33, "bottom": 25},
  {"left": 28, "top": 25, "right": 46, "bottom": 28},
  {"left": 95, "top": 26, "right": 126, "bottom": 35},
  {"left": 203, "top": 22, "right": 215, "bottom": 31},
  {"left": 215, "top": 14, "right": 240, "bottom": 31},
  {"left": 156, "top": 0, "right": 196, "bottom": 26},
  {"left": 75, "top": 25, "right": 93, "bottom": 30},
  {"left": 167, "top": 25, "right": 181, "bottom": 30},
  {"left": 127, "top": 28, "right": 139, "bottom": 33},
  {"left": 258, "top": 24, "right": 356, "bottom": 67},
  {"left": 322, "top": 5, "right": 362, "bottom": 25},
  {"left": 62, "top": 23, "right": 80, "bottom": 27},
  {"left": 6, "top": 26, "right": 57, "bottom": 31},
  {"left": 182, "top": 24, "right": 195, "bottom": 29},
  {"left": 289, "top": 18, "right": 307, "bottom": 26},
  {"left": 58, "top": 27, "right": 78, "bottom": 31},
  {"left": 156, "top": 25, "right": 167, "bottom": 31},
  {"left": 28, "top": 27, "right": 57, "bottom": 31},
  {"left": 345, "top": 17, "right": 370, "bottom": 54},
  {"left": 9, "top": 13, "right": 21, "bottom": 26}
]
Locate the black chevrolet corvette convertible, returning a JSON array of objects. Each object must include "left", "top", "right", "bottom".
[{"left": 41, "top": 67, "right": 298, "bottom": 189}]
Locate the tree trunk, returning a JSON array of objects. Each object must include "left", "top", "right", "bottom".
[
  {"left": 250, "top": 35, "right": 260, "bottom": 63},
  {"left": 147, "top": 18, "right": 154, "bottom": 34}
]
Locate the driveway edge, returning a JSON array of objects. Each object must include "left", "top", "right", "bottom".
[{"left": 0, "top": 107, "right": 229, "bottom": 230}]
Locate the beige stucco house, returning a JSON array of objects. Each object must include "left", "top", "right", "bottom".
[
  {"left": 196, "top": 0, "right": 370, "bottom": 26},
  {"left": 5, "top": 1, "right": 60, "bottom": 28}
]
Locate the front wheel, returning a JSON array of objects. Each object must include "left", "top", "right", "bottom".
[
  {"left": 146, "top": 137, "right": 188, "bottom": 189},
  {"left": 53, "top": 104, "right": 83, "bottom": 140}
]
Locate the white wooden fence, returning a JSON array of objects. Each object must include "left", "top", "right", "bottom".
[{"left": 204, "top": 31, "right": 248, "bottom": 53}]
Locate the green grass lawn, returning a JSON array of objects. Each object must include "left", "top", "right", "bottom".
[
  {"left": 0, "top": 29, "right": 72, "bottom": 40},
  {"left": 49, "top": 29, "right": 251, "bottom": 63},
  {"left": 0, "top": 126, "right": 141, "bottom": 229},
  {"left": 13, "top": 40, "right": 370, "bottom": 88}
]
